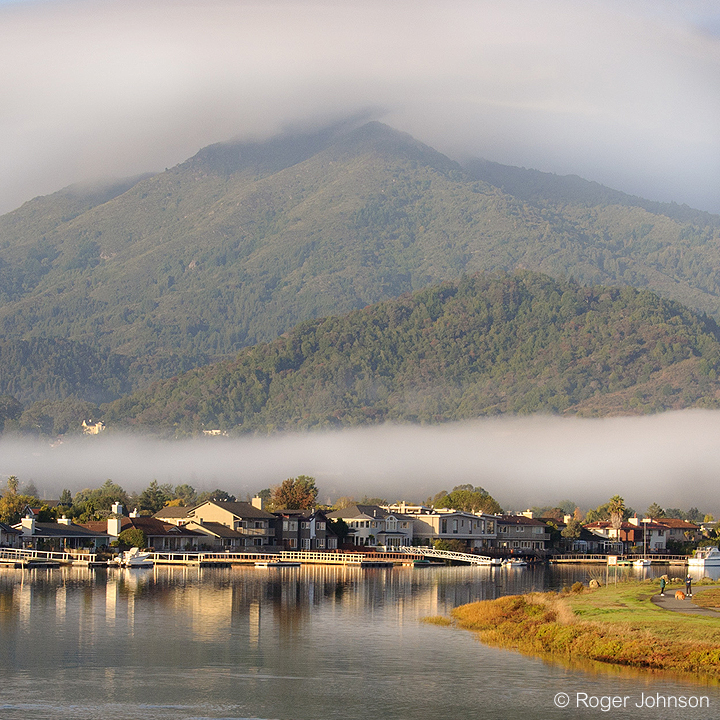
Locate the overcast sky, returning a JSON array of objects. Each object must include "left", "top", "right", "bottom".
[
  {"left": 3, "top": 411, "right": 720, "bottom": 516},
  {"left": 1, "top": 0, "right": 719, "bottom": 215}
]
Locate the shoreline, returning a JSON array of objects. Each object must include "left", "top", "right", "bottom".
[{"left": 435, "top": 581, "right": 720, "bottom": 681}]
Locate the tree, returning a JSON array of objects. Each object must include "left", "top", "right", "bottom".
[
  {"left": 6, "top": 476, "right": 19, "bottom": 495},
  {"left": 0, "top": 395, "right": 22, "bottom": 430},
  {"left": 117, "top": 528, "right": 147, "bottom": 549},
  {"left": 173, "top": 483, "right": 197, "bottom": 506},
  {"left": 434, "top": 486, "right": 501, "bottom": 514},
  {"left": 196, "top": 488, "right": 236, "bottom": 503},
  {"left": 608, "top": 495, "right": 625, "bottom": 532},
  {"left": 138, "top": 480, "right": 171, "bottom": 514},
  {"left": 646, "top": 502, "right": 665, "bottom": 519},
  {"left": 59, "top": 489, "right": 73, "bottom": 506},
  {"left": 270, "top": 475, "right": 318, "bottom": 510},
  {"left": 0, "top": 494, "right": 36, "bottom": 524},
  {"left": 22, "top": 481, "right": 39, "bottom": 499},
  {"left": 327, "top": 518, "right": 350, "bottom": 543},
  {"left": 561, "top": 518, "right": 583, "bottom": 540},
  {"left": 333, "top": 496, "right": 357, "bottom": 510}
]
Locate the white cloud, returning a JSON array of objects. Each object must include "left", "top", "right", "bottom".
[{"left": 0, "top": 0, "right": 718, "bottom": 213}]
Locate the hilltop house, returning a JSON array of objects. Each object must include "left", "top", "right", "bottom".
[{"left": 656, "top": 518, "right": 701, "bottom": 545}]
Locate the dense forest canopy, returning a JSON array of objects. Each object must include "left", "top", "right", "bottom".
[{"left": 1, "top": 122, "right": 719, "bottom": 412}]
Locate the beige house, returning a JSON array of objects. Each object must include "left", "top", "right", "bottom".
[
  {"left": 326, "top": 505, "right": 414, "bottom": 547},
  {"left": 410, "top": 509, "right": 496, "bottom": 549},
  {"left": 184, "top": 499, "right": 276, "bottom": 548}
]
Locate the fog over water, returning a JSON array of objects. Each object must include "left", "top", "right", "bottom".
[
  {"left": 2, "top": 410, "right": 720, "bottom": 514},
  {"left": 0, "top": 0, "right": 719, "bottom": 214}
]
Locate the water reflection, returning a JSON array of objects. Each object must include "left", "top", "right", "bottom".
[{"left": 0, "top": 564, "right": 716, "bottom": 720}]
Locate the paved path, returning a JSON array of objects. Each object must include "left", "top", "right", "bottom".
[{"left": 651, "top": 586, "right": 720, "bottom": 617}]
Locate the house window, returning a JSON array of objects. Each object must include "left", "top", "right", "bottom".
[
  {"left": 316, "top": 522, "right": 325, "bottom": 530},
  {"left": 317, "top": 539, "right": 325, "bottom": 548},
  {"left": 254, "top": 521, "right": 264, "bottom": 529},
  {"left": 287, "top": 538, "right": 297, "bottom": 549},
  {"left": 328, "top": 538, "right": 337, "bottom": 549},
  {"left": 500, "top": 526, "right": 508, "bottom": 534},
  {"left": 452, "top": 520, "right": 458, "bottom": 534},
  {"left": 301, "top": 539, "right": 311, "bottom": 549},
  {"left": 253, "top": 538, "right": 262, "bottom": 546},
  {"left": 516, "top": 526, "right": 524, "bottom": 532},
  {"left": 301, "top": 521, "right": 310, "bottom": 529}
]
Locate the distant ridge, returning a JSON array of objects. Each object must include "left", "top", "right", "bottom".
[
  {"left": 1, "top": 120, "right": 719, "bottom": 410},
  {"left": 101, "top": 272, "right": 720, "bottom": 436}
]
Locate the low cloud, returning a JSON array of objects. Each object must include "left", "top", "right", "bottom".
[
  {"left": 2, "top": 410, "right": 720, "bottom": 515},
  {"left": 0, "top": 0, "right": 718, "bottom": 214}
]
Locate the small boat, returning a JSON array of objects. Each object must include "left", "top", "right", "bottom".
[
  {"left": 632, "top": 558, "right": 651, "bottom": 567},
  {"left": 688, "top": 546, "right": 720, "bottom": 568},
  {"left": 502, "top": 558, "right": 528, "bottom": 567},
  {"left": 254, "top": 561, "right": 301, "bottom": 568},
  {"left": 113, "top": 548, "right": 154, "bottom": 568}
]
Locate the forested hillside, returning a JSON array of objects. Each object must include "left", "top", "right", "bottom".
[
  {"left": 1, "top": 122, "right": 720, "bottom": 407},
  {"left": 101, "top": 272, "right": 720, "bottom": 436}
]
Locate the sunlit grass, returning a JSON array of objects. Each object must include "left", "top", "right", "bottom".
[{"left": 448, "top": 581, "right": 720, "bottom": 680}]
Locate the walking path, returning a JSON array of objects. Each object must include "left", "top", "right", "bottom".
[{"left": 651, "top": 586, "right": 720, "bottom": 617}]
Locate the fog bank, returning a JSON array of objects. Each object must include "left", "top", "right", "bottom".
[{"left": 2, "top": 410, "right": 720, "bottom": 514}]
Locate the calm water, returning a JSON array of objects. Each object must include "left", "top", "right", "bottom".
[{"left": 0, "top": 563, "right": 717, "bottom": 720}]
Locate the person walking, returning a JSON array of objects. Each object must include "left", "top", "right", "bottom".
[
  {"left": 659, "top": 577, "right": 666, "bottom": 596},
  {"left": 686, "top": 574, "right": 693, "bottom": 597}
]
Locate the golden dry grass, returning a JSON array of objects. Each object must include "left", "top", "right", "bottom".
[{"left": 448, "top": 583, "right": 720, "bottom": 680}]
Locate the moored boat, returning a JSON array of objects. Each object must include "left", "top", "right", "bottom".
[
  {"left": 688, "top": 546, "right": 720, "bottom": 568},
  {"left": 113, "top": 548, "right": 154, "bottom": 568}
]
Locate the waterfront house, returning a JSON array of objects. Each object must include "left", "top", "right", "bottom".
[
  {"left": 182, "top": 521, "right": 246, "bottom": 550},
  {"left": 655, "top": 518, "right": 701, "bottom": 544},
  {"left": 153, "top": 506, "right": 194, "bottom": 526},
  {"left": 184, "top": 499, "right": 276, "bottom": 547},
  {"left": 326, "top": 504, "right": 414, "bottom": 547},
  {"left": 273, "top": 509, "right": 338, "bottom": 550},
  {"left": 14, "top": 516, "right": 110, "bottom": 551},
  {"left": 584, "top": 518, "right": 667, "bottom": 553},
  {"left": 496, "top": 515, "right": 550, "bottom": 553},
  {"left": 81, "top": 514, "right": 202, "bottom": 551},
  {"left": 0, "top": 522, "right": 22, "bottom": 548}
]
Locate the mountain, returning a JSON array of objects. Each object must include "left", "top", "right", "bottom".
[
  {"left": 100, "top": 272, "right": 720, "bottom": 436},
  {"left": 2, "top": 121, "right": 720, "bottom": 407}
]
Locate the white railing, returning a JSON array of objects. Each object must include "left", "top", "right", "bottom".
[
  {"left": 377, "top": 546, "right": 500, "bottom": 565},
  {"left": 0, "top": 548, "right": 97, "bottom": 563}
]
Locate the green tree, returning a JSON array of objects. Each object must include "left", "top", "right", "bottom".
[
  {"left": 59, "top": 489, "right": 73, "bottom": 506},
  {"left": 173, "top": 484, "right": 197, "bottom": 506},
  {"left": 561, "top": 518, "right": 583, "bottom": 540},
  {"left": 6, "top": 475, "right": 19, "bottom": 495},
  {"left": 117, "top": 527, "right": 147, "bottom": 549},
  {"left": 0, "top": 494, "right": 36, "bottom": 524},
  {"left": 646, "top": 502, "right": 665, "bottom": 519},
  {"left": 327, "top": 518, "right": 350, "bottom": 543},
  {"left": 138, "top": 480, "right": 172, "bottom": 514},
  {"left": 434, "top": 486, "right": 501, "bottom": 514},
  {"left": 196, "top": 488, "right": 236, "bottom": 504},
  {"left": 270, "top": 475, "right": 318, "bottom": 510}
]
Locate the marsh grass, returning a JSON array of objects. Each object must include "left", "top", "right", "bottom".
[{"left": 449, "top": 582, "right": 720, "bottom": 680}]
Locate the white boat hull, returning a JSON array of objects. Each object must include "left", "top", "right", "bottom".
[{"left": 688, "top": 547, "right": 720, "bottom": 567}]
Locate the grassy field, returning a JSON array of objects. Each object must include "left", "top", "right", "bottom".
[{"left": 429, "top": 580, "right": 720, "bottom": 680}]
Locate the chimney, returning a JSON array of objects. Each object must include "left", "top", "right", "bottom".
[
  {"left": 129, "top": 508, "right": 139, "bottom": 518},
  {"left": 107, "top": 516, "right": 122, "bottom": 537},
  {"left": 21, "top": 516, "right": 35, "bottom": 535},
  {"left": 111, "top": 502, "right": 124, "bottom": 516},
  {"left": 251, "top": 496, "right": 264, "bottom": 511},
  {"left": 58, "top": 515, "right": 72, "bottom": 526}
]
